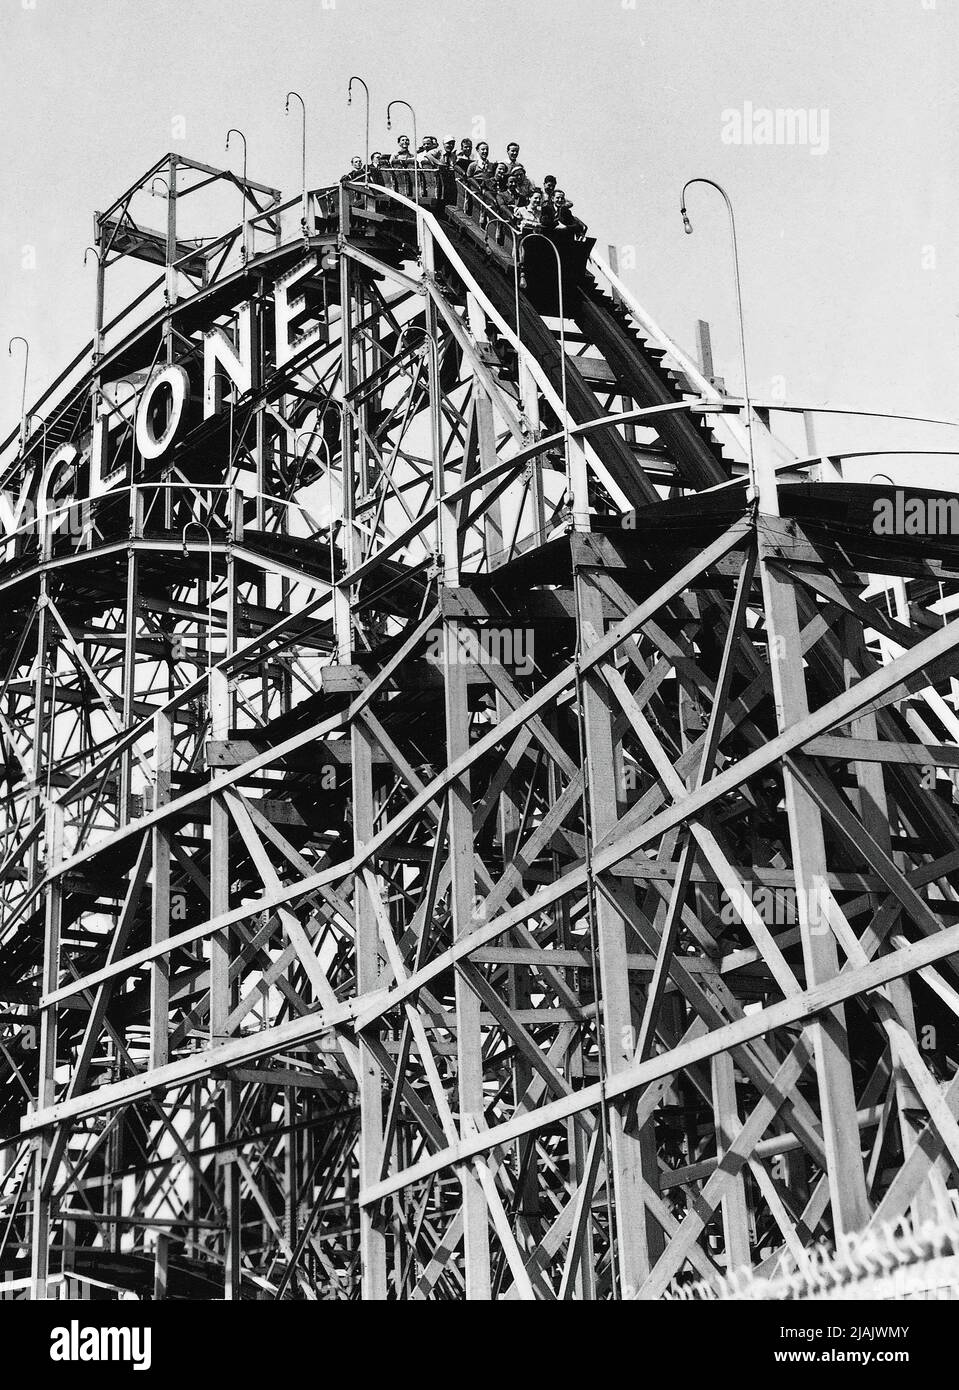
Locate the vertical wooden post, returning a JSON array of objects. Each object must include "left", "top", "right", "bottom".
[
  {"left": 695, "top": 319, "right": 716, "bottom": 383},
  {"left": 164, "top": 155, "right": 177, "bottom": 366},
  {"left": 149, "top": 708, "right": 172, "bottom": 1071},
  {"left": 336, "top": 186, "right": 356, "bottom": 662},
  {"left": 710, "top": 1051, "right": 751, "bottom": 1271},
  {"left": 153, "top": 1231, "right": 169, "bottom": 1300},
  {"left": 842, "top": 616, "right": 926, "bottom": 1189},
  {"left": 119, "top": 510, "right": 138, "bottom": 823},
  {"left": 30, "top": 801, "right": 63, "bottom": 1300},
  {"left": 352, "top": 718, "right": 388, "bottom": 1298},
  {"left": 444, "top": 614, "right": 492, "bottom": 1298},
  {"left": 422, "top": 241, "right": 457, "bottom": 580},
  {"left": 759, "top": 525, "right": 869, "bottom": 1234},
  {"left": 208, "top": 668, "right": 240, "bottom": 1296},
  {"left": 575, "top": 566, "right": 659, "bottom": 1294},
  {"left": 208, "top": 672, "right": 231, "bottom": 1043}
]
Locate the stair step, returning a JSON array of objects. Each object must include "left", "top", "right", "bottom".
[{"left": 573, "top": 356, "right": 620, "bottom": 386}]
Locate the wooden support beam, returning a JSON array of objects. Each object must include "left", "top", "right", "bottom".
[
  {"left": 444, "top": 613, "right": 492, "bottom": 1298},
  {"left": 576, "top": 570, "right": 661, "bottom": 1292},
  {"left": 758, "top": 524, "right": 871, "bottom": 1235},
  {"left": 352, "top": 717, "right": 388, "bottom": 1299}
]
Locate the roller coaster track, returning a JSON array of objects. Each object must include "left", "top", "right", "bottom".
[{"left": 1, "top": 159, "right": 959, "bottom": 1300}]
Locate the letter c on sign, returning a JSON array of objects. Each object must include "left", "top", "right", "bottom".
[{"left": 135, "top": 365, "right": 190, "bottom": 459}]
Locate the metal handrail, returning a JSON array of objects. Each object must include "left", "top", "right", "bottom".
[
  {"left": 448, "top": 177, "right": 525, "bottom": 363},
  {"left": 358, "top": 165, "right": 449, "bottom": 207}
]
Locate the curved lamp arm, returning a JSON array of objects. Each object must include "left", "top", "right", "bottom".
[
  {"left": 285, "top": 92, "right": 308, "bottom": 225},
  {"left": 679, "top": 177, "right": 768, "bottom": 508},
  {"left": 348, "top": 77, "right": 370, "bottom": 182},
  {"left": 7, "top": 336, "right": 29, "bottom": 447}
]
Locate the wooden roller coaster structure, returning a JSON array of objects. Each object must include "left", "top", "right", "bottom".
[{"left": 2, "top": 151, "right": 959, "bottom": 1300}]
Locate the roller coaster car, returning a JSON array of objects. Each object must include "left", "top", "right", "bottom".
[
  {"left": 517, "top": 229, "right": 595, "bottom": 316},
  {"left": 445, "top": 177, "right": 594, "bottom": 316},
  {"left": 344, "top": 170, "right": 593, "bottom": 315},
  {"left": 358, "top": 166, "right": 456, "bottom": 215}
]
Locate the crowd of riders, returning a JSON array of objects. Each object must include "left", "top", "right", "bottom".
[{"left": 345, "top": 135, "right": 587, "bottom": 239}]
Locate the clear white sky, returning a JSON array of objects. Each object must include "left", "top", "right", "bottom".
[{"left": 2, "top": 0, "right": 958, "bottom": 479}]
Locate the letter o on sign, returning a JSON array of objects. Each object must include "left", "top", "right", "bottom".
[{"left": 135, "top": 365, "right": 190, "bottom": 459}]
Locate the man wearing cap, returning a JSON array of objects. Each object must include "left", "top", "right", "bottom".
[{"left": 507, "top": 164, "right": 535, "bottom": 203}]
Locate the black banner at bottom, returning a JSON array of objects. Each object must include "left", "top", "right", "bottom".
[{"left": 0, "top": 1295, "right": 951, "bottom": 1378}]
